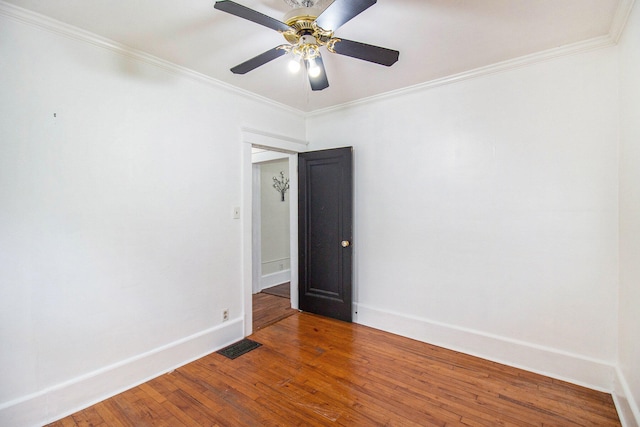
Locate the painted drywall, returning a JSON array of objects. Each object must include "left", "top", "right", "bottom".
[
  {"left": 1, "top": 2, "right": 636, "bottom": 426},
  {"left": 307, "top": 46, "right": 620, "bottom": 390},
  {"left": 260, "top": 159, "right": 291, "bottom": 279},
  {"left": 618, "top": 1, "right": 640, "bottom": 424},
  {"left": 0, "top": 12, "right": 304, "bottom": 427}
]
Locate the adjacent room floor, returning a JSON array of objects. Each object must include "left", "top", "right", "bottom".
[{"left": 253, "top": 282, "right": 297, "bottom": 331}]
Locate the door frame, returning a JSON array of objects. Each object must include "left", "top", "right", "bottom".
[{"left": 241, "top": 128, "right": 308, "bottom": 336}]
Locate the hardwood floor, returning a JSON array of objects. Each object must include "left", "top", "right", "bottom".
[
  {"left": 260, "top": 282, "right": 291, "bottom": 299},
  {"left": 48, "top": 313, "right": 620, "bottom": 426},
  {"left": 253, "top": 284, "right": 296, "bottom": 331}
]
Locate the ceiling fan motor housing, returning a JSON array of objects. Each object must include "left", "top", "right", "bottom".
[
  {"left": 283, "top": 8, "right": 326, "bottom": 42},
  {"left": 284, "top": 9, "right": 338, "bottom": 50}
]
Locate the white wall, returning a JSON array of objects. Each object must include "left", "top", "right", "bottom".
[
  {"left": 618, "top": 1, "right": 640, "bottom": 424},
  {"left": 307, "top": 46, "right": 620, "bottom": 390},
  {"left": 0, "top": 12, "right": 304, "bottom": 427},
  {"left": 1, "top": 3, "right": 637, "bottom": 426},
  {"left": 260, "top": 159, "right": 291, "bottom": 278}
]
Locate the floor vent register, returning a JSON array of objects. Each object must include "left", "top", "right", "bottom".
[{"left": 217, "top": 339, "right": 262, "bottom": 359}]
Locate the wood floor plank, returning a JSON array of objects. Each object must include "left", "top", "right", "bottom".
[
  {"left": 91, "top": 402, "right": 127, "bottom": 427},
  {"left": 145, "top": 376, "right": 215, "bottom": 427},
  {"left": 96, "top": 399, "right": 138, "bottom": 427},
  {"left": 364, "top": 364, "right": 528, "bottom": 426},
  {"left": 252, "top": 291, "right": 296, "bottom": 331},
  {"left": 47, "top": 417, "right": 78, "bottom": 427},
  {"left": 72, "top": 406, "right": 106, "bottom": 427},
  {"left": 164, "top": 388, "right": 222, "bottom": 426},
  {"left": 137, "top": 382, "right": 167, "bottom": 404},
  {"left": 47, "top": 313, "right": 621, "bottom": 426}
]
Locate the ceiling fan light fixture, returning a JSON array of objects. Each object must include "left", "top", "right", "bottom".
[
  {"left": 307, "top": 57, "right": 322, "bottom": 78},
  {"left": 288, "top": 39, "right": 322, "bottom": 76},
  {"left": 308, "top": 66, "right": 321, "bottom": 78},
  {"left": 288, "top": 57, "right": 301, "bottom": 73}
]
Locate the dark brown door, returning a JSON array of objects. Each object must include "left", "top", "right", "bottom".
[{"left": 298, "top": 147, "right": 353, "bottom": 322}]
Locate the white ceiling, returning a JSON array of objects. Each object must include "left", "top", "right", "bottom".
[{"left": 2, "top": 0, "right": 625, "bottom": 112}]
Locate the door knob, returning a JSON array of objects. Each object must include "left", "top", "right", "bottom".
[{"left": 341, "top": 240, "right": 351, "bottom": 248}]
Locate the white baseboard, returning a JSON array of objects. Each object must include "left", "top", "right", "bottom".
[
  {"left": 0, "top": 318, "right": 244, "bottom": 427},
  {"left": 354, "top": 303, "right": 616, "bottom": 393},
  {"left": 613, "top": 367, "right": 640, "bottom": 427},
  {"left": 260, "top": 269, "right": 291, "bottom": 291}
]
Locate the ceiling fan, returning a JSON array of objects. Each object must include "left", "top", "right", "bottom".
[{"left": 213, "top": 0, "right": 400, "bottom": 91}]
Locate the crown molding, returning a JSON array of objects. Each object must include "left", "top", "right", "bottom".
[
  {"left": 609, "top": 0, "right": 636, "bottom": 42},
  {"left": 308, "top": 0, "right": 636, "bottom": 118},
  {"left": 307, "top": 33, "right": 617, "bottom": 118},
  {"left": 1, "top": 0, "right": 634, "bottom": 119},
  {"left": 0, "top": 0, "right": 306, "bottom": 118}
]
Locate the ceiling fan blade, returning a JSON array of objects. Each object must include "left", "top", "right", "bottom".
[
  {"left": 214, "top": 0, "right": 291, "bottom": 32},
  {"left": 304, "top": 56, "right": 329, "bottom": 91},
  {"left": 230, "top": 46, "right": 288, "bottom": 74},
  {"left": 315, "top": 0, "right": 376, "bottom": 31},
  {"left": 330, "top": 38, "right": 399, "bottom": 66}
]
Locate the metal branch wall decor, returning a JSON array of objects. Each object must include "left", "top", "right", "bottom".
[{"left": 272, "top": 171, "right": 290, "bottom": 201}]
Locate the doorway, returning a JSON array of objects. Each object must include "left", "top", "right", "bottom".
[
  {"left": 241, "top": 129, "right": 307, "bottom": 336},
  {"left": 251, "top": 152, "right": 294, "bottom": 330}
]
